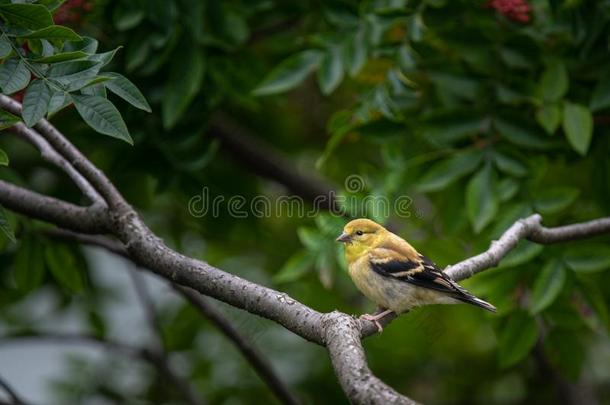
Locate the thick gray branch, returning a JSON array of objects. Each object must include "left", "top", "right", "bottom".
[
  {"left": 323, "top": 312, "right": 419, "bottom": 405},
  {"left": 0, "top": 180, "right": 109, "bottom": 234}
]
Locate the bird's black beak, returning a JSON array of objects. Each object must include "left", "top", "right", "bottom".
[{"left": 336, "top": 232, "right": 351, "bottom": 243}]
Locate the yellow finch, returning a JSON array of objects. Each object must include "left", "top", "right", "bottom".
[{"left": 337, "top": 218, "right": 496, "bottom": 331}]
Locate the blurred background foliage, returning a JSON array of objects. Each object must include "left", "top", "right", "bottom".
[{"left": 1, "top": 0, "right": 610, "bottom": 403}]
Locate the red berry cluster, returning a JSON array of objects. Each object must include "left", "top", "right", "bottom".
[
  {"left": 53, "top": 0, "right": 94, "bottom": 27},
  {"left": 488, "top": 0, "right": 531, "bottom": 23}
]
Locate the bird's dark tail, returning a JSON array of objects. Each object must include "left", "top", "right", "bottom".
[{"left": 456, "top": 294, "right": 497, "bottom": 312}]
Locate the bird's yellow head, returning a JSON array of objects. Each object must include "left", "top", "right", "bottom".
[{"left": 336, "top": 218, "right": 388, "bottom": 263}]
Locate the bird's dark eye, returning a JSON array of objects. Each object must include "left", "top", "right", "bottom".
[{"left": 356, "top": 230, "right": 364, "bottom": 236}]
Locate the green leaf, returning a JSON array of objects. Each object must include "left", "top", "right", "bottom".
[
  {"left": 0, "top": 36, "right": 12, "bottom": 59},
  {"left": 0, "top": 204, "right": 15, "bottom": 243},
  {"left": 297, "top": 227, "right": 323, "bottom": 250},
  {"left": 494, "top": 118, "right": 553, "bottom": 150},
  {"left": 345, "top": 28, "right": 366, "bottom": 77},
  {"left": 0, "top": 3, "right": 53, "bottom": 30},
  {"left": 530, "top": 259, "right": 567, "bottom": 314},
  {"left": 47, "top": 90, "right": 70, "bottom": 116},
  {"left": 0, "top": 59, "right": 31, "bottom": 94},
  {"left": 499, "top": 241, "right": 544, "bottom": 268},
  {"left": 533, "top": 187, "right": 579, "bottom": 215},
  {"left": 80, "top": 83, "right": 106, "bottom": 97},
  {"left": 274, "top": 251, "right": 314, "bottom": 283},
  {"left": 71, "top": 95, "right": 132, "bottom": 144},
  {"left": 590, "top": 74, "right": 610, "bottom": 112},
  {"left": 564, "top": 244, "right": 610, "bottom": 273},
  {"left": 496, "top": 178, "right": 519, "bottom": 202},
  {"left": 103, "top": 72, "right": 151, "bottom": 112},
  {"left": 543, "top": 330, "right": 584, "bottom": 381},
  {"left": 466, "top": 164, "right": 498, "bottom": 233},
  {"left": 162, "top": 45, "right": 204, "bottom": 129},
  {"left": 562, "top": 101, "right": 593, "bottom": 156},
  {"left": 0, "top": 109, "right": 20, "bottom": 129},
  {"left": 21, "top": 25, "right": 82, "bottom": 41},
  {"left": 252, "top": 50, "right": 322, "bottom": 96},
  {"left": 539, "top": 63, "right": 568, "bottom": 102},
  {"left": 0, "top": 148, "right": 7, "bottom": 166},
  {"left": 317, "top": 48, "right": 344, "bottom": 95},
  {"left": 22, "top": 79, "right": 50, "bottom": 127},
  {"left": 89, "top": 47, "right": 121, "bottom": 67},
  {"left": 14, "top": 237, "right": 46, "bottom": 292},
  {"left": 536, "top": 104, "right": 561, "bottom": 135},
  {"left": 45, "top": 245, "right": 83, "bottom": 292},
  {"left": 30, "top": 51, "right": 88, "bottom": 63},
  {"left": 493, "top": 153, "right": 527, "bottom": 177},
  {"left": 416, "top": 150, "right": 483, "bottom": 192},
  {"left": 63, "top": 36, "right": 98, "bottom": 54},
  {"left": 47, "top": 60, "right": 100, "bottom": 88},
  {"left": 498, "top": 310, "right": 538, "bottom": 368}
]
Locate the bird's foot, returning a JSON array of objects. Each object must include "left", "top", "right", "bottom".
[{"left": 360, "top": 309, "right": 395, "bottom": 333}]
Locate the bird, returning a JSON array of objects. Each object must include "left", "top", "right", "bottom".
[{"left": 336, "top": 218, "right": 496, "bottom": 332}]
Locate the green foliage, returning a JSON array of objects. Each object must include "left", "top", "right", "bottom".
[
  {"left": 1, "top": 0, "right": 610, "bottom": 403},
  {"left": 0, "top": 0, "right": 149, "bottom": 141}
]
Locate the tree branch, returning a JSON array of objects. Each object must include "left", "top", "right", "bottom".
[
  {"left": 323, "top": 312, "right": 419, "bottom": 405},
  {"left": 4, "top": 121, "right": 103, "bottom": 204},
  {"left": 178, "top": 287, "right": 301, "bottom": 405},
  {"left": 2, "top": 97, "right": 610, "bottom": 404},
  {"left": 45, "top": 229, "right": 301, "bottom": 405},
  {"left": 0, "top": 374, "right": 26, "bottom": 405},
  {"left": 209, "top": 116, "right": 339, "bottom": 212},
  {"left": 0, "top": 180, "right": 109, "bottom": 234},
  {"left": 128, "top": 271, "right": 205, "bottom": 405}
]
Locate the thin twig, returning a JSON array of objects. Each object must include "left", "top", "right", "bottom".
[
  {"left": 127, "top": 271, "right": 205, "bottom": 405},
  {"left": 0, "top": 373, "right": 26, "bottom": 405},
  {"left": 45, "top": 230, "right": 300, "bottom": 405},
  {"left": 5, "top": 122, "right": 103, "bottom": 204},
  {"left": 0, "top": 332, "right": 204, "bottom": 404},
  {"left": 178, "top": 287, "right": 300, "bottom": 405}
]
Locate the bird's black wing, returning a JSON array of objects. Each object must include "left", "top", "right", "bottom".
[
  {"left": 369, "top": 253, "right": 462, "bottom": 295},
  {"left": 369, "top": 253, "right": 496, "bottom": 312}
]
